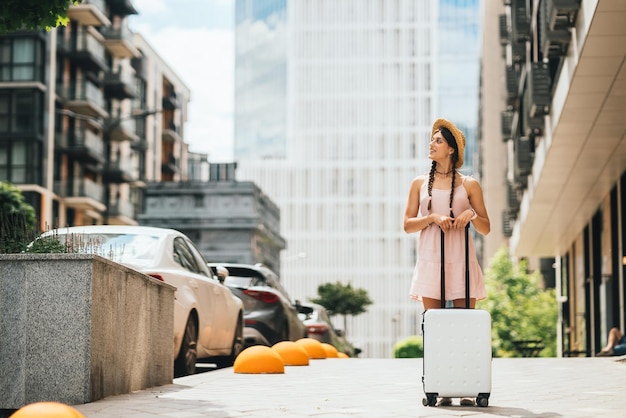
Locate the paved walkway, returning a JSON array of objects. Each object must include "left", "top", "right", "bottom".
[{"left": 72, "top": 357, "right": 626, "bottom": 417}]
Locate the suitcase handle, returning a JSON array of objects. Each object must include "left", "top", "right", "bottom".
[{"left": 439, "top": 224, "right": 470, "bottom": 309}]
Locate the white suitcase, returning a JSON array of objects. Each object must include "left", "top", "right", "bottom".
[{"left": 421, "top": 226, "right": 492, "bottom": 407}]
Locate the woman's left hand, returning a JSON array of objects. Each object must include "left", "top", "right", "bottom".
[{"left": 452, "top": 209, "right": 475, "bottom": 229}]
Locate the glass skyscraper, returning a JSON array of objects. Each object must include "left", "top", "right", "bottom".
[{"left": 234, "top": 0, "right": 482, "bottom": 357}]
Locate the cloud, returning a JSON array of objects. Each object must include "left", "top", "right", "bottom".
[{"left": 130, "top": 1, "right": 235, "bottom": 162}]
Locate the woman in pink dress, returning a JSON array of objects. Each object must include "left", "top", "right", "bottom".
[
  {"left": 404, "top": 118, "right": 490, "bottom": 309},
  {"left": 403, "top": 118, "right": 491, "bottom": 406}
]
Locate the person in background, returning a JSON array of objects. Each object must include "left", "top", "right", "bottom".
[
  {"left": 597, "top": 327, "right": 626, "bottom": 357},
  {"left": 403, "top": 118, "right": 491, "bottom": 407}
]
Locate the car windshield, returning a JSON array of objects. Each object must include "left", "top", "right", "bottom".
[{"left": 54, "top": 232, "right": 160, "bottom": 267}]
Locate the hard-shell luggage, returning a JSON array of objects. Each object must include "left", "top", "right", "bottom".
[{"left": 421, "top": 226, "right": 491, "bottom": 407}]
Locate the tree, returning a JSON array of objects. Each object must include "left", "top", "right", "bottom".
[
  {"left": 0, "top": 0, "right": 82, "bottom": 32},
  {"left": 0, "top": 181, "right": 37, "bottom": 253},
  {"left": 481, "top": 247, "right": 558, "bottom": 357},
  {"left": 310, "top": 281, "right": 373, "bottom": 336}
]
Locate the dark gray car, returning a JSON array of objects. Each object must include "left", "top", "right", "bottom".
[{"left": 208, "top": 263, "right": 308, "bottom": 347}]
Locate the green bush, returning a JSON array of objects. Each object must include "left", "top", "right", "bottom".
[{"left": 393, "top": 335, "right": 424, "bottom": 358}]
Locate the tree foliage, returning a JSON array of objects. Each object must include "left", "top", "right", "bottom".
[
  {"left": 310, "top": 281, "right": 373, "bottom": 335},
  {"left": 481, "top": 247, "right": 558, "bottom": 357},
  {"left": 393, "top": 335, "right": 424, "bottom": 358},
  {"left": 0, "top": 0, "right": 82, "bottom": 32},
  {"left": 0, "top": 181, "right": 37, "bottom": 253}
]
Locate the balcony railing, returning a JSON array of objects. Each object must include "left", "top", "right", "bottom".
[
  {"left": 108, "top": 199, "right": 135, "bottom": 219},
  {"left": 65, "top": 78, "right": 107, "bottom": 118},
  {"left": 73, "top": 30, "right": 107, "bottom": 72},
  {"left": 55, "top": 178, "right": 103, "bottom": 203},
  {"left": 103, "top": 67, "right": 138, "bottom": 99},
  {"left": 101, "top": 23, "right": 139, "bottom": 58}
]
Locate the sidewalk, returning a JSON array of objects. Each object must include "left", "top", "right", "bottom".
[{"left": 73, "top": 357, "right": 626, "bottom": 417}]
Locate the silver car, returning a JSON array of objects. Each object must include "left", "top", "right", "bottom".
[{"left": 38, "top": 225, "right": 244, "bottom": 376}]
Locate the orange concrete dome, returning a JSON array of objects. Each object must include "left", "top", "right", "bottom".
[
  {"left": 11, "top": 402, "right": 85, "bottom": 418},
  {"left": 321, "top": 343, "right": 339, "bottom": 358},
  {"left": 295, "top": 338, "right": 327, "bottom": 359},
  {"left": 233, "top": 345, "right": 285, "bottom": 374},
  {"left": 272, "top": 341, "right": 310, "bottom": 366}
]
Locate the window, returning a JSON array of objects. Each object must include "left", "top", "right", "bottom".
[
  {"left": 0, "top": 140, "right": 41, "bottom": 184},
  {"left": 0, "top": 36, "right": 44, "bottom": 82},
  {"left": 0, "top": 90, "right": 42, "bottom": 134},
  {"left": 173, "top": 237, "right": 198, "bottom": 273}
]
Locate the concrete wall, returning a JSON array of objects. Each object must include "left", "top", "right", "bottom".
[{"left": 0, "top": 254, "right": 175, "bottom": 409}]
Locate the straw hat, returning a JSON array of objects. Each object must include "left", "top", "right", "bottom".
[{"left": 431, "top": 118, "right": 466, "bottom": 168}]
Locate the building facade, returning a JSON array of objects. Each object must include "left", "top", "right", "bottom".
[
  {"left": 234, "top": 0, "right": 483, "bottom": 357},
  {"left": 138, "top": 162, "right": 286, "bottom": 273},
  {"left": 494, "top": 0, "right": 626, "bottom": 356},
  {"left": 0, "top": 0, "right": 190, "bottom": 229}
]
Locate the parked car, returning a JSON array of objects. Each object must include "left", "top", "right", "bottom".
[
  {"left": 209, "top": 263, "right": 307, "bottom": 347},
  {"left": 37, "top": 225, "right": 244, "bottom": 377},
  {"left": 298, "top": 302, "right": 361, "bottom": 357}
]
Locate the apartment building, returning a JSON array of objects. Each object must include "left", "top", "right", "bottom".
[
  {"left": 234, "top": 0, "right": 483, "bottom": 357},
  {"left": 0, "top": 0, "right": 189, "bottom": 229},
  {"left": 493, "top": 0, "right": 626, "bottom": 356}
]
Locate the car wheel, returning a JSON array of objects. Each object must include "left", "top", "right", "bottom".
[
  {"left": 215, "top": 315, "right": 244, "bottom": 368},
  {"left": 174, "top": 316, "right": 198, "bottom": 377}
]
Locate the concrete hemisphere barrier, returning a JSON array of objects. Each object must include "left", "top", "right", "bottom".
[
  {"left": 272, "top": 341, "right": 310, "bottom": 366},
  {"left": 295, "top": 338, "right": 327, "bottom": 359},
  {"left": 233, "top": 345, "right": 285, "bottom": 374},
  {"left": 11, "top": 401, "right": 85, "bottom": 417},
  {"left": 321, "top": 343, "right": 339, "bottom": 358}
]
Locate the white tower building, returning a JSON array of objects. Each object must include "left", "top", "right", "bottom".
[{"left": 234, "top": 0, "right": 482, "bottom": 357}]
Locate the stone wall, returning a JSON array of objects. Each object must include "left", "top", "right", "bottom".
[{"left": 0, "top": 254, "right": 175, "bottom": 409}]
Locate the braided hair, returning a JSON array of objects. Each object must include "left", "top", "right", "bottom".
[{"left": 427, "top": 127, "right": 460, "bottom": 218}]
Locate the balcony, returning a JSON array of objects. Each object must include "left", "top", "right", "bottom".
[
  {"left": 131, "top": 56, "right": 148, "bottom": 81},
  {"left": 54, "top": 178, "right": 106, "bottom": 212},
  {"left": 514, "top": 136, "right": 533, "bottom": 184},
  {"left": 103, "top": 68, "right": 138, "bottom": 99},
  {"left": 161, "top": 154, "right": 178, "bottom": 175},
  {"left": 162, "top": 121, "right": 181, "bottom": 143},
  {"left": 103, "top": 159, "right": 136, "bottom": 183},
  {"left": 501, "top": 110, "right": 514, "bottom": 141},
  {"left": 162, "top": 91, "right": 181, "bottom": 110},
  {"left": 109, "top": 0, "right": 138, "bottom": 17},
  {"left": 108, "top": 118, "right": 140, "bottom": 143},
  {"left": 67, "top": 0, "right": 110, "bottom": 26},
  {"left": 101, "top": 24, "right": 139, "bottom": 58},
  {"left": 72, "top": 30, "right": 107, "bottom": 73},
  {"left": 511, "top": 0, "right": 531, "bottom": 42},
  {"left": 65, "top": 78, "right": 108, "bottom": 119},
  {"left": 55, "top": 125, "right": 105, "bottom": 164},
  {"left": 108, "top": 199, "right": 136, "bottom": 223},
  {"left": 528, "top": 63, "right": 552, "bottom": 118}
]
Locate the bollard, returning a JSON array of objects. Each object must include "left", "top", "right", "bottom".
[
  {"left": 11, "top": 402, "right": 85, "bottom": 418},
  {"left": 233, "top": 345, "right": 285, "bottom": 374},
  {"left": 295, "top": 338, "right": 327, "bottom": 359},
  {"left": 272, "top": 341, "right": 310, "bottom": 366}
]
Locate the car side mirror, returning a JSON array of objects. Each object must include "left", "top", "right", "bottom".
[{"left": 213, "top": 264, "right": 229, "bottom": 284}]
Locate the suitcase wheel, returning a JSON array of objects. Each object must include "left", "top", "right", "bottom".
[
  {"left": 422, "top": 395, "right": 437, "bottom": 407},
  {"left": 476, "top": 395, "right": 489, "bottom": 407}
]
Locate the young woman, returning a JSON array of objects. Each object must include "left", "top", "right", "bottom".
[{"left": 403, "top": 118, "right": 491, "bottom": 406}]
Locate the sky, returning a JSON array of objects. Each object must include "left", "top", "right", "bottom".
[{"left": 129, "top": 0, "right": 235, "bottom": 162}]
